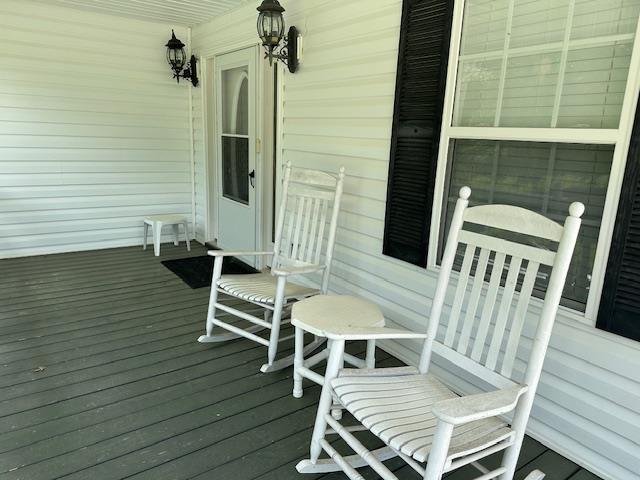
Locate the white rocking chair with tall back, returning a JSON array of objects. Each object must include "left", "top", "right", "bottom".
[
  {"left": 198, "top": 162, "right": 346, "bottom": 373},
  {"left": 296, "top": 187, "right": 583, "bottom": 480}
]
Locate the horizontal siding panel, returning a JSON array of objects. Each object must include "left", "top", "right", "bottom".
[
  {"left": 288, "top": 151, "right": 389, "bottom": 180},
  {"left": 0, "top": 184, "right": 190, "bottom": 199},
  {"left": 2, "top": 56, "right": 177, "bottom": 86},
  {"left": 0, "top": 148, "right": 188, "bottom": 162},
  {"left": 0, "top": 161, "right": 189, "bottom": 174},
  {"left": 286, "top": 56, "right": 398, "bottom": 85},
  {"left": 0, "top": 0, "right": 193, "bottom": 258},
  {"left": 537, "top": 373, "right": 640, "bottom": 442},
  {"left": 284, "top": 100, "right": 394, "bottom": 119},
  {"left": 285, "top": 75, "right": 396, "bottom": 101},
  {"left": 336, "top": 193, "right": 386, "bottom": 222},
  {"left": 0, "top": 216, "right": 192, "bottom": 237},
  {"left": 0, "top": 136, "right": 188, "bottom": 150},
  {"left": 283, "top": 134, "right": 390, "bottom": 161},
  {"left": 0, "top": 108, "right": 189, "bottom": 129},
  {"left": 283, "top": 118, "right": 392, "bottom": 139},
  {"left": 0, "top": 173, "right": 191, "bottom": 187},
  {"left": 0, "top": 204, "right": 193, "bottom": 225},
  {"left": 0, "top": 122, "right": 189, "bottom": 140},
  {"left": 303, "top": 34, "right": 400, "bottom": 67},
  {"left": 0, "top": 194, "right": 191, "bottom": 212},
  {"left": 0, "top": 81, "right": 187, "bottom": 106},
  {"left": 0, "top": 92, "right": 183, "bottom": 116}
]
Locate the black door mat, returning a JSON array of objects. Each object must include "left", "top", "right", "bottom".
[{"left": 161, "top": 255, "right": 258, "bottom": 289}]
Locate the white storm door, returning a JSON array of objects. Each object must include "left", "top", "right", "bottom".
[{"left": 215, "top": 47, "right": 258, "bottom": 254}]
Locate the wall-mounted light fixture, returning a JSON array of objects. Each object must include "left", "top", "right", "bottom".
[
  {"left": 165, "top": 30, "right": 199, "bottom": 87},
  {"left": 256, "top": 0, "right": 299, "bottom": 73}
]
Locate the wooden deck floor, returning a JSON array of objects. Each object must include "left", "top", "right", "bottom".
[{"left": 0, "top": 244, "right": 600, "bottom": 480}]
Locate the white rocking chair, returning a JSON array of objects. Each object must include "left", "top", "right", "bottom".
[
  {"left": 198, "top": 162, "right": 345, "bottom": 373},
  {"left": 296, "top": 186, "right": 583, "bottom": 480}
]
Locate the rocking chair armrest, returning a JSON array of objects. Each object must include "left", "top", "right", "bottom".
[
  {"left": 271, "top": 265, "right": 326, "bottom": 277},
  {"left": 208, "top": 250, "right": 273, "bottom": 258},
  {"left": 323, "top": 326, "right": 428, "bottom": 341},
  {"left": 433, "top": 385, "right": 528, "bottom": 425}
]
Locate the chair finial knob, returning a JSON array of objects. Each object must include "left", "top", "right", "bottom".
[
  {"left": 459, "top": 186, "right": 471, "bottom": 200},
  {"left": 569, "top": 202, "right": 585, "bottom": 218}
]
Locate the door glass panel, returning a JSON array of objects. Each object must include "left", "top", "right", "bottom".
[
  {"left": 222, "top": 136, "right": 249, "bottom": 204},
  {"left": 221, "top": 66, "right": 249, "bottom": 135}
]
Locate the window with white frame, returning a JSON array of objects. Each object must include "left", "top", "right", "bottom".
[{"left": 433, "top": 0, "right": 640, "bottom": 317}]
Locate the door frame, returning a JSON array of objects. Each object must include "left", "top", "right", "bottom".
[{"left": 202, "top": 43, "right": 278, "bottom": 266}]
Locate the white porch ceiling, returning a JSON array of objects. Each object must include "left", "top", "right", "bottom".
[{"left": 36, "top": 0, "right": 250, "bottom": 26}]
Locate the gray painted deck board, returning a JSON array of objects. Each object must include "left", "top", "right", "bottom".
[{"left": 0, "top": 244, "right": 600, "bottom": 479}]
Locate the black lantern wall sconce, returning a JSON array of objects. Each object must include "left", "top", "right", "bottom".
[
  {"left": 257, "top": 0, "right": 300, "bottom": 73},
  {"left": 165, "top": 30, "right": 199, "bottom": 87}
]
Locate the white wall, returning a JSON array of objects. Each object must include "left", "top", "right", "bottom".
[
  {"left": 0, "top": 0, "right": 194, "bottom": 258},
  {"left": 191, "top": 1, "right": 640, "bottom": 479}
]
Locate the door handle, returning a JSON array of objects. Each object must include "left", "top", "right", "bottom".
[{"left": 249, "top": 170, "right": 255, "bottom": 188}]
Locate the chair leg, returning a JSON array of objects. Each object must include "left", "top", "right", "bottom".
[
  {"left": 198, "top": 257, "right": 224, "bottom": 342},
  {"left": 423, "top": 421, "right": 453, "bottom": 480},
  {"left": 172, "top": 224, "right": 179, "bottom": 246},
  {"left": 331, "top": 339, "right": 344, "bottom": 420},
  {"left": 261, "top": 275, "right": 287, "bottom": 372},
  {"left": 152, "top": 222, "right": 162, "bottom": 256},
  {"left": 184, "top": 221, "right": 191, "bottom": 251},
  {"left": 143, "top": 223, "right": 148, "bottom": 250},
  {"left": 293, "top": 326, "right": 304, "bottom": 398},
  {"left": 499, "top": 432, "right": 526, "bottom": 480},
  {"left": 365, "top": 339, "right": 376, "bottom": 368},
  {"left": 523, "top": 471, "right": 545, "bottom": 480},
  {"left": 310, "top": 339, "right": 345, "bottom": 462}
]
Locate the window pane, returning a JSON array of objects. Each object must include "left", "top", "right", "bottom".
[
  {"left": 453, "top": 0, "right": 640, "bottom": 128},
  {"left": 221, "top": 66, "right": 249, "bottom": 135},
  {"left": 222, "top": 137, "right": 249, "bottom": 204},
  {"left": 557, "top": 43, "right": 633, "bottom": 128},
  {"left": 440, "top": 139, "right": 613, "bottom": 310}
]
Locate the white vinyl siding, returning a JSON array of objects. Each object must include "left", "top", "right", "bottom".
[
  {"left": 191, "top": 1, "right": 640, "bottom": 479},
  {"left": 0, "top": 0, "right": 193, "bottom": 258}
]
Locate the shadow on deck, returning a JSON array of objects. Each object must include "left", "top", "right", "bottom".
[{"left": 0, "top": 244, "right": 600, "bottom": 479}]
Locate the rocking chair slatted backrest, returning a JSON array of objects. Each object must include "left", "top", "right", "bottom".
[
  {"left": 419, "top": 187, "right": 583, "bottom": 393},
  {"left": 273, "top": 163, "right": 345, "bottom": 292}
]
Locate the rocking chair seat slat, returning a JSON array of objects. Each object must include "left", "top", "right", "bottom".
[
  {"left": 217, "top": 273, "right": 318, "bottom": 305},
  {"left": 332, "top": 370, "right": 511, "bottom": 463}
]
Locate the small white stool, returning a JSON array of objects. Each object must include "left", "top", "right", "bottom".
[
  {"left": 291, "top": 295, "right": 385, "bottom": 400},
  {"left": 143, "top": 215, "right": 191, "bottom": 257}
]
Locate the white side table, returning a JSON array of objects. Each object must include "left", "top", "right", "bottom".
[
  {"left": 291, "top": 295, "right": 385, "bottom": 399},
  {"left": 143, "top": 215, "right": 191, "bottom": 257}
]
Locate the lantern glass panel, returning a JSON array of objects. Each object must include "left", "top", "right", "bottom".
[
  {"left": 167, "top": 47, "right": 186, "bottom": 70},
  {"left": 259, "top": 11, "right": 283, "bottom": 46}
]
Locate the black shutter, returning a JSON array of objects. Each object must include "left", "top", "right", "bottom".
[
  {"left": 597, "top": 105, "right": 640, "bottom": 342},
  {"left": 382, "top": 0, "right": 454, "bottom": 267}
]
